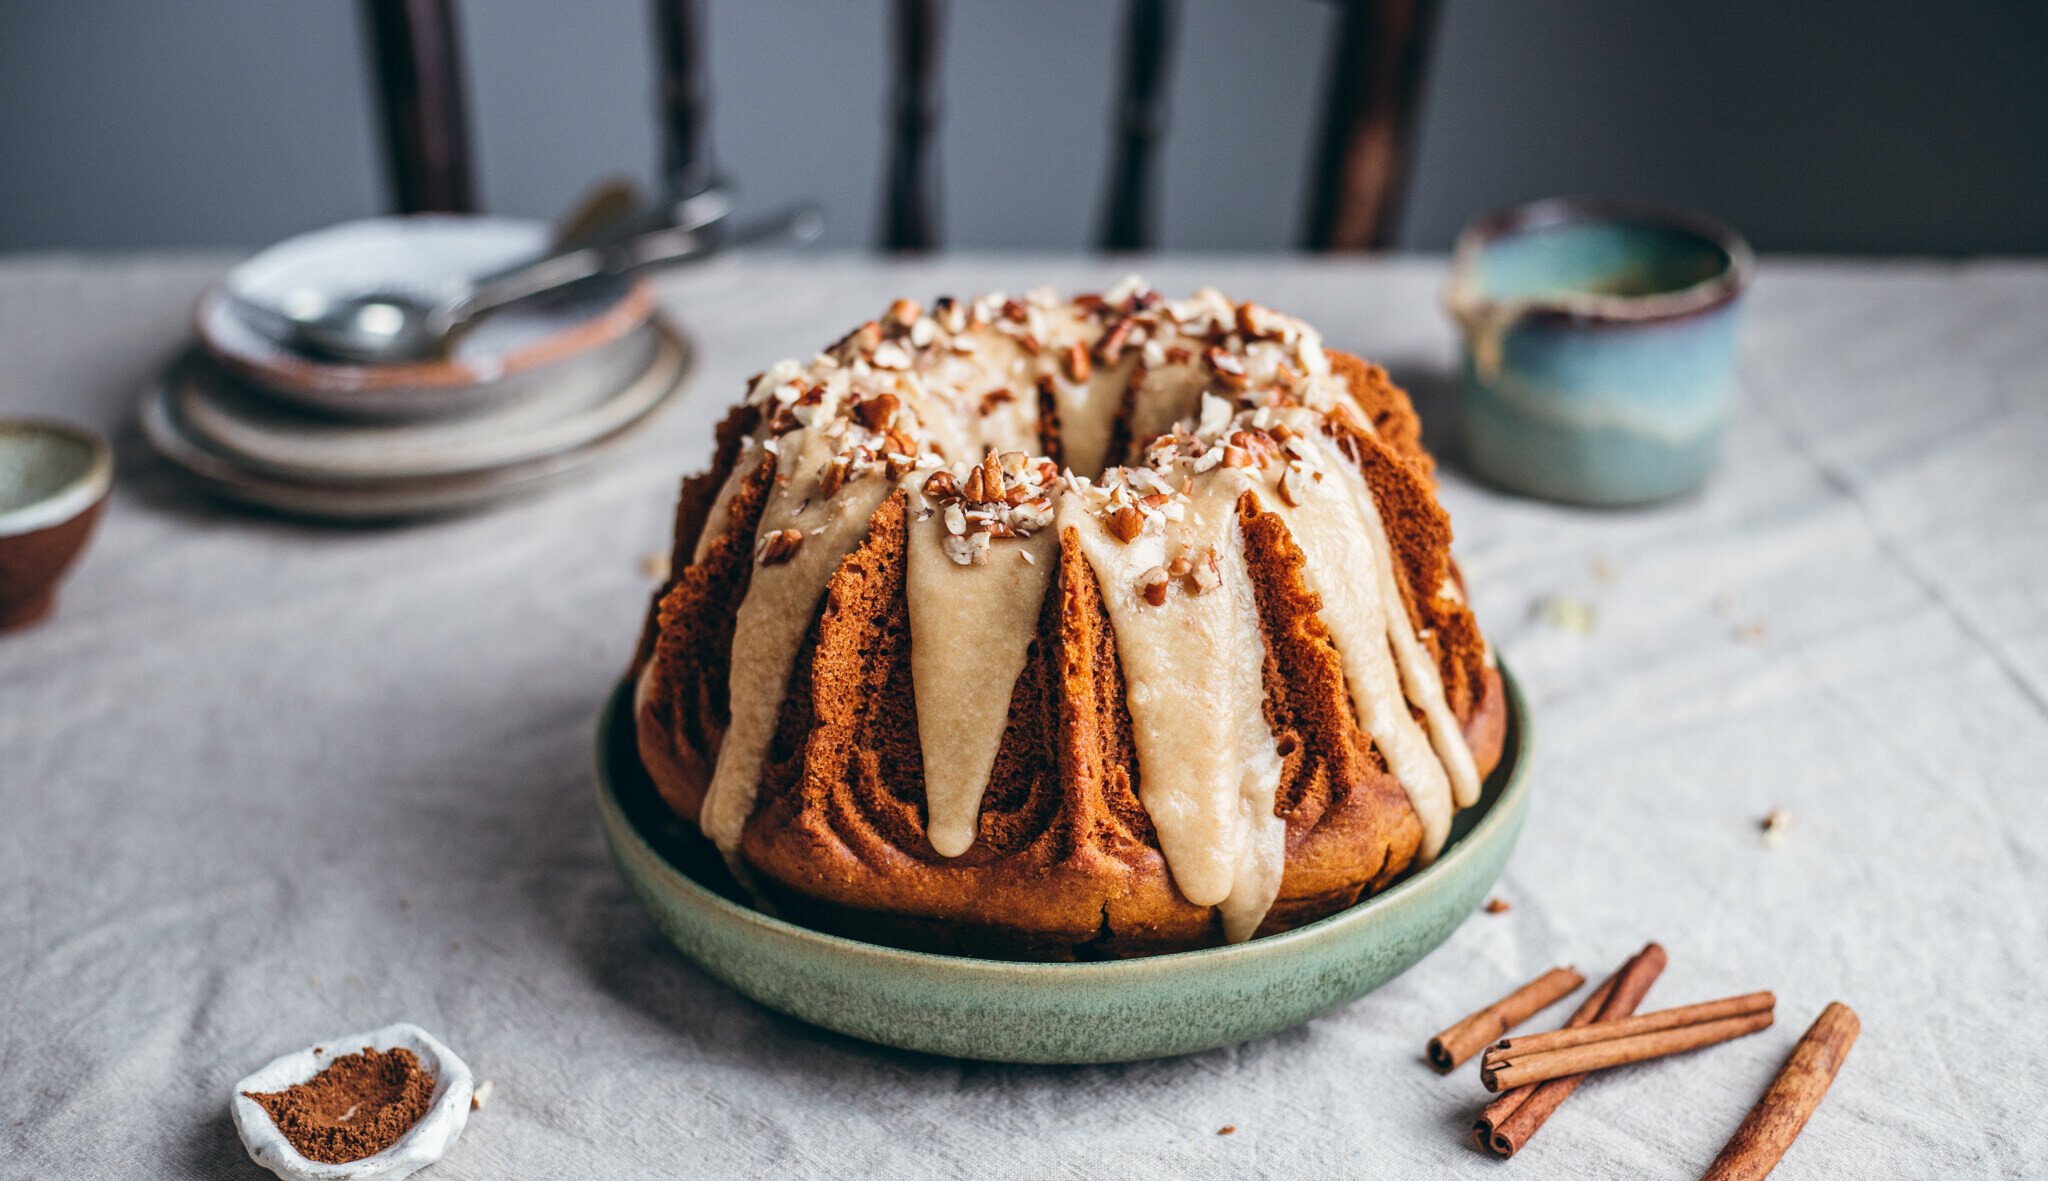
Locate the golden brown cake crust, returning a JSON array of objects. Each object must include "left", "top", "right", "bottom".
[
  {"left": 636, "top": 416, "right": 772, "bottom": 821},
  {"left": 634, "top": 346, "right": 1503, "bottom": 959}
]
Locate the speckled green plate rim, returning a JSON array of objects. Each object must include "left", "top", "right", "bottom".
[{"left": 594, "top": 662, "right": 1531, "bottom": 1061}]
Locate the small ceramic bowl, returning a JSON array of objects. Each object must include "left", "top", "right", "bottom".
[
  {"left": 594, "top": 665, "right": 1532, "bottom": 1064},
  {"left": 0, "top": 420, "right": 112, "bottom": 632},
  {"left": 231, "top": 1023, "right": 473, "bottom": 1181},
  {"left": 1446, "top": 199, "right": 1753, "bottom": 506}
]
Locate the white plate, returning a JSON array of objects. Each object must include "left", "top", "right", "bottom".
[
  {"left": 173, "top": 327, "right": 662, "bottom": 482},
  {"left": 142, "top": 321, "right": 691, "bottom": 521}
]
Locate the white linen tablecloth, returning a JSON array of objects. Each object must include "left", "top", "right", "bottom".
[{"left": 4, "top": 255, "right": 2044, "bottom": 1178}]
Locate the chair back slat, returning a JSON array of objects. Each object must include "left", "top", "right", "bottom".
[
  {"left": 359, "top": 0, "right": 1439, "bottom": 251},
  {"left": 652, "top": 0, "right": 716, "bottom": 198},
  {"left": 362, "top": 0, "right": 479, "bottom": 214},
  {"left": 1099, "top": 0, "right": 1177, "bottom": 252},
  {"left": 1302, "top": 0, "right": 1439, "bottom": 251},
  {"left": 882, "top": 0, "right": 944, "bottom": 252}
]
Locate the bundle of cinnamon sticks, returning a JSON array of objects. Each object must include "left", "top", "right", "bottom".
[{"left": 1426, "top": 943, "right": 1857, "bottom": 1176}]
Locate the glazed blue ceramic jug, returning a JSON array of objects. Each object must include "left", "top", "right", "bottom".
[{"left": 1446, "top": 200, "right": 1752, "bottom": 506}]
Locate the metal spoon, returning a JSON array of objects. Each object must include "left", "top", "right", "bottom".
[{"left": 244, "top": 201, "right": 819, "bottom": 365}]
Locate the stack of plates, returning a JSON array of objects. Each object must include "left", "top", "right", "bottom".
[{"left": 143, "top": 217, "right": 692, "bottom": 520}]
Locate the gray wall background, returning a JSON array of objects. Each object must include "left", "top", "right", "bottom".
[{"left": 2, "top": 0, "right": 2043, "bottom": 255}]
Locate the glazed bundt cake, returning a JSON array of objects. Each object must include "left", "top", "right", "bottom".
[{"left": 631, "top": 279, "right": 1505, "bottom": 960}]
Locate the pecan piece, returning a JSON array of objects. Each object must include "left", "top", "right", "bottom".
[
  {"left": 854, "top": 393, "right": 900, "bottom": 431},
  {"left": 1064, "top": 340, "right": 1092, "bottom": 383},
  {"left": 1137, "top": 566, "right": 1171, "bottom": 607},
  {"left": 979, "top": 452, "right": 1007, "bottom": 502},
  {"left": 885, "top": 298, "right": 923, "bottom": 331},
  {"left": 1094, "top": 316, "right": 1135, "bottom": 364},
  {"left": 817, "top": 455, "right": 851, "bottom": 498},
  {"left": 1278, "top": 466, "right": 1308, "bottom": 507},
  {"left": 757, "top": 528, "right": 804, "bottom": 565}
]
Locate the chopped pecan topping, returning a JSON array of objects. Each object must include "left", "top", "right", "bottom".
[
  {"left": 1205, "top": 346, "right": 1250, "bottom": 389},
  {"left": 885, "top": 298, "right": 923, "bottom": 330},
  {"left": 1095, "top": 317, "right": 1134, "bottom": 364},
  {"left": 1235, "top": 301, "right": 1284, "bottom": 341},
  {"left": 1137, "top": 566, "right": 1171, "bottom": 606},
  {"left": 923, "top": 469, "right": 959, "bottom": 500},
  {"left": 978, "top": 387, "right": 1016, "bottom": 414},
  {"left": 817, "top": 455, "right": 850, "bottom": 498},
  {"left": 1064, "top": 341, "right": 1092, "bottom": 383},
  {"left": 854, "top": 393, "right": 900, "bottom": 431},
  {"left": 1278, "top": 466, "right": 1308, "bottom": 507},
  {"left": 1230, "top": 428, "right": 1278, "bottom": 464},
  {"left": 1107, "top": 505, "right": 1146, "bottom": 543},
  {"left": 757, "top": 528, "right": 804, "bottom": 565},
  {"left": 979, "top": 452, "right": 1007, "bottom": 502},
  {"left": 830, "top": 320, "right": 883, "bottom": 362},
  {"left": 943, "top": 530, "right": 992, "bottom": 566}
]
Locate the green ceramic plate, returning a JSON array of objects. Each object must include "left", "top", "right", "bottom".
[{"left": 595, "top": 664, "right": 1531, "bottom": 1064}]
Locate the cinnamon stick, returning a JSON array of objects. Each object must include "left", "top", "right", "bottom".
[
  {"left": 1472, "top": 970, "right": 1617, "bottom": 1151},
  {"left": 1489, "top": 991, "right": 1776, "bottom": 1059},
  {"left": 1427, "top": 965, "right": 1585, "bottom": 1072},
  {"left": 1481, "top": 1010, "right": 1775, "bottom": 1091},
  {"left": 1476, "top": 942, "right": 1667, "bottom": 1158},
  {"left": 1699, "top": 1002, "right": 1859, "bottom": 1181}
]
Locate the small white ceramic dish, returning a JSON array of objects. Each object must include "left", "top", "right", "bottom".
[
  {"left": 199, "top": 215, "right": 654, "bottom": 420},
  {"left": 231, "top": 1022, "right": 473, "bottom": 1181}
]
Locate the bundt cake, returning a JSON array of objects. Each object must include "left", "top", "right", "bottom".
[{"left": 630, "top": 278, "right": 1506, "bottom": 960}]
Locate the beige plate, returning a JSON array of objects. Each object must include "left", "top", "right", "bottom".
[
  {"left": 142, "top": 320, "right": 692, "bottom": 521},
  {"left": 171, "top": 326, "right": 662, "bottom": 482}
]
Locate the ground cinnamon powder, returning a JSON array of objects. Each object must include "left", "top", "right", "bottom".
[{"left": 244, "top": 1046, "right": 436, "bottom": 1163}]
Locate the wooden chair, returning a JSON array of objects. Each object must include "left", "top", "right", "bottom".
[{"left": 361, "top": 0, "right": 1439, "bottom": 253}]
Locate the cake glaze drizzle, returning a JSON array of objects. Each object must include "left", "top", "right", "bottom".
[{"left": 672, "top": 280, "right": 1477, "bottom": 940}]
